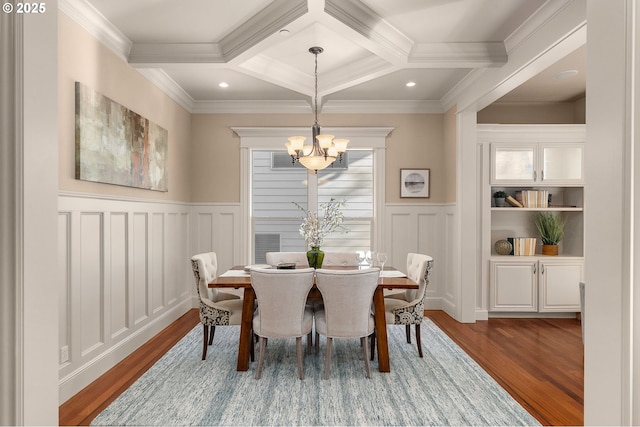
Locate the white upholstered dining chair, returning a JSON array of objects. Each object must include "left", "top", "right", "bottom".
[
  {"left": 265, "top": 251, "right": 309, "bottom": 267},
  {"left": 250, "top": 267, "right": 315, "bottom": 379},
  {"left": 380, "top": 253, "right": 433, "bottom": 358},
  {"left": 190, "top": 252, "right": 245, "bottom": 360},
  {"left": 321, "top": 252, "right": 360, "bottom": 267},
  {"left": 314, "top": 268, "right": 380, "bottom": 379}
]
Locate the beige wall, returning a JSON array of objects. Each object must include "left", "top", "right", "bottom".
[
  {"left": 58, "top": 13, "right": 192, "bottom": 201},
  {"left": 190, "top": 113, "right": 448, "bottom": 204},
  {"left": 478, "top": 100, "right": 586, "bottom": 124}
]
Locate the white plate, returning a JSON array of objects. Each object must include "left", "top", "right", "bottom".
[{"left": 244, "top": 264, "right": 272, "bottom": 272}]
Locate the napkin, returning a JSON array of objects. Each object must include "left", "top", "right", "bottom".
[
  {"left": 220, "top": 270, "right": 250, "bottom": 277},
  {"left": 380, "top": 270, "right": 407, "bottom": 278}
]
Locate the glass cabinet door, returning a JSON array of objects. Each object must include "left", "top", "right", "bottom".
[
  {"left": 491, "top": 145, "right": 535, "bottom": 183},
  {"left": 542, "top": 145, "right": 583, "bottom": 183}
]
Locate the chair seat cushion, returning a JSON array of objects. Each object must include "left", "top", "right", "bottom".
[
  {"left": 383, "top": 297, "right": 423, "bottom": 325},
  {"left": 383, "top": 289, "right": 407, "bottom": 300},
  {"left": 315, "top": 309, "right": 375, "bottom": 338},
  {"left": 216, "top": 291, "right": 241, "bottom": 301},
  {"left": 201, "top": 298, "right": 245, "bottom": 325},
  {"left": 253, "top": 307, "right": 314, "bottom": 338}
]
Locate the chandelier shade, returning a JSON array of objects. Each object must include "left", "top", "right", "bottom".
[{"left": 287, "top": 47, "right": 349, "bottom": 173}]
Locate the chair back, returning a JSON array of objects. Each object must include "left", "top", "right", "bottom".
[
  {"left": 191, "top": 252, "right": 220, "bottom": 303},
  {"left": 315, "top": 268, "right": 380, "bottom": 338},
  {"left": 265, "top": 252, "right": 309, "bottom": 267},
  {"left": 404, "top": 253, "right": 433, "bottom": 303},
  {"left": 322, "top": 252, "right": 360, "bottom": 267},
  {"left": 251, "top": 268, "right": 315, "bottom": 337}
]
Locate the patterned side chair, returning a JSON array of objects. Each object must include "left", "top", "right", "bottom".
[
  {"left": 191, "top": 252, "right": 245, "bottom": 360},
  {"left": 377, "top": 253, "right": 433, "bottom": 358}
]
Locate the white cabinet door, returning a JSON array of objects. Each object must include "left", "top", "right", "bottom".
[
  {"left": 491, "top": 143, "right": 584, "bottom": 186},
  {"left": 491, "top": 145, "right": 536, "bottom": 184},
  {"left": 541, "top": 144, "right": 584, "bottom": 185},
  {"left": 539, "top": 260, "right": 583, "bottom": 312},
  {"left": 489, "top": 261, "right": 537, "bottom": 311}
]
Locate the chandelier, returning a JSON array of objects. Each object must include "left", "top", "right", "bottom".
[{"left": 286, "top": 47, "right": 349, "bottom": 173}]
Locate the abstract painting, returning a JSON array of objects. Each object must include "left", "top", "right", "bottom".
[
  {"left": 400, "top": 168, "right": 430, "bottom": 198},
  {"left": 75, "top": 82, "right": 168, "bottom": 191}
]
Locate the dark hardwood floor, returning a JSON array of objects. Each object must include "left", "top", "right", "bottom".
[
  {"left": 59, "top": 309, "right": 583, "bottom": 426},
  {"left": 427, "top": 310, "right": 584, "bottom": 426}
]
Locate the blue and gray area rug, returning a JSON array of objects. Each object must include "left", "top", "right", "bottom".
[{"left": 91, "top": 319, "right": 540, "bottom": 426}]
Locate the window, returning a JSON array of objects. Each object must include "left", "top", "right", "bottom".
[{"left": 252, "top": 150, "right": 373, "bottom": 262}]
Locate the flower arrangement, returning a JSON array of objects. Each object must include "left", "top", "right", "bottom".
[{"left": 293, "top": 198, "right": 349, "bottom": 247}]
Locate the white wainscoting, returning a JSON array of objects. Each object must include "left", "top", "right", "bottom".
[
  {"left": 58, "top": 195, "right": 454, "bottom": 402},
  {"left": 384, "top": 203, "right": 456, "bottom": 312},
  {"left": 58, "top": 193, "right": 194, "bottom": 403},
  {"left": 190, "top": 203, "right": 243, "bottom": 274}
]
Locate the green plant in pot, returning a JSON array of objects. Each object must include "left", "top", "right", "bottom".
[
  {"left": 534, "top": 211, "right": 566, "bottom": 255},
  {"left": 493, "top": 190, "right": 508, "bottom": 207}
]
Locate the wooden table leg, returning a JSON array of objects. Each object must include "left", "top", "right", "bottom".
[
  {"left": 373, "top": 287, "right": 390, "bottom": 372},
  {"left": 236, "top": 287, "right": 255, "bottom": 371}
]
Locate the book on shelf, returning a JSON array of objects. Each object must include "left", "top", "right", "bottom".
[
  {"left": 505, "top": 195, "right": 523, "bottom": 207},
  {"left": 506, "top": 237, "right": 537, "bottom": 256},
  {"left": 516, "top": 190, "right": 549, "bottom": 208}
]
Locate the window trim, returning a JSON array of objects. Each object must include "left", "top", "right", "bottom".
[{"left": 233, "top": 126, "right": 393, "bottom": 263}]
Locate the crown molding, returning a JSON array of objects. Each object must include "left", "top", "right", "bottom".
[
  {"left": 220, "top": 0, "right": 308, "bottom": 61},
  {"left": 322, "top": 100, "right": 443, "bottom": 114},
  {"left": 409, "top": 42, "right": 507, "bottom": 67},
  {"left": 135, "top": 69, "right": 194, "bottom": 112},
  {"left": 192, "top": 100, "right": 312, "bottom": 114},
  {"left": 129, "top": 43, "right": 225, "bottom": 65},
  {"left": 59, "top": 0, "right": 132, "bottom": 61},
  {"left": 324, "top": 0, "right": 413, "bottom": 65},
  {"left": 504, "top": 0, "right": 579, "bottom": 54}
]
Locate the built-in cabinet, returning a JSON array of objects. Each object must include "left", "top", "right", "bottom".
[
  {"left": 491, "top": 143, "right": 584, "bottom": 185},
  {"left": 479, "top": 124, "right": 585, "bottom": 316},
  {"left": 490, "top": 258, "right": 584, "bottom": 312}
]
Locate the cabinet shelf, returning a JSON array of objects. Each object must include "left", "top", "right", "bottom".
[{"left": 491, "top": 207, "right": 583, "bottom": 212}]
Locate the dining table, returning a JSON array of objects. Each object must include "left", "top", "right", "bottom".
[{"left": 209, "top": 265, "right": 418, "bottom": 373}]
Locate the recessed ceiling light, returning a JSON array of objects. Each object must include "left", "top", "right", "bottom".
[
  {"left": 406, "top": 81, "right": 416, "bottom": 87},
  {"left": 279, "top": 29, "right": 290, "bottom": 36},
  {"left": 555, "top": 69, "right": 579, "bottom": 80},
  {"left": 218, "top": 82, "right": 229, "bottom": 88}
]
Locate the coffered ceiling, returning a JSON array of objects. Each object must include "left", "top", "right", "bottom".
[{"left": 63, "top": 0, "right": 586, "bottom": 113}]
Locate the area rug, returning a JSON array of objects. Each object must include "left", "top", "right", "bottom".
[{"left": 91, "top": 319, "right": 540, "bottom": 426}]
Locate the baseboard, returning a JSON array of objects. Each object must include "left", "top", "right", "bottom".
[
  {"left": 58, "top": 299, "right": 192, "bottom": 403},
  {"left": 476, "top": 309, "right": 489, "bottom": 321}
]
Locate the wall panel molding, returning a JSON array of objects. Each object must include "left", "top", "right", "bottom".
[
  {"left": 385, "top": 203, "right": 455, "bottom": 311},
  {"left": 58, "top": 193, "right": 194, "bottom": 403}
]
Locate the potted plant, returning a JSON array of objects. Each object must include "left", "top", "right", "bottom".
[
  {"left": 534, "top": 211, "right": 566, "bottom": 255},
  {"left": 493, "top": 190, "right": 508, "bottom": 207}
]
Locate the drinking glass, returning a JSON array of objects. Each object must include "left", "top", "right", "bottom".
[
  {"left": 364, "top": 251, "right": 372, "bottom": 266},
  {"left": 356, "top": 251, "right": 366, "bottom": 268},
  {"left": 377, "top": 252, "right": 388, "bottom": 271}
]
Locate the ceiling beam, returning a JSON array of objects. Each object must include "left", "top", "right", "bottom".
[{"left": 409, "top": 42, "right": 507, "bottom": 68}]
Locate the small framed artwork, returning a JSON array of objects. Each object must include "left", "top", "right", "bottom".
[{"left": 400, "top": 168, "right": 430, "bottom": 198}]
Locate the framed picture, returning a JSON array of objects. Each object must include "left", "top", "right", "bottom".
[{"left": 400, "top": 168, "right": 430, "bottom": 198}]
